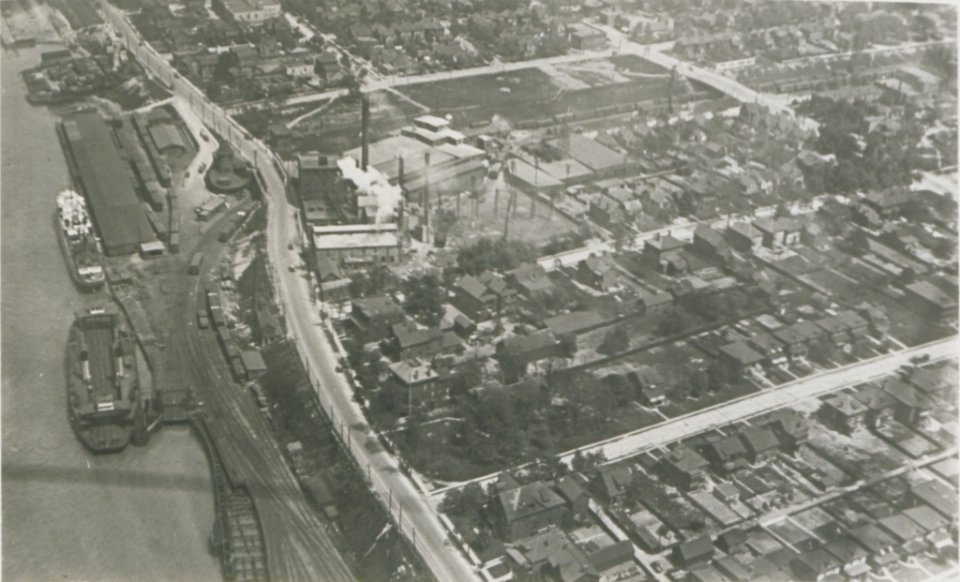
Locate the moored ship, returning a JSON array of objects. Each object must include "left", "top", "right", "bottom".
[
  {"left": 66, "top": 307, "right": 140, "bottom": 453},
  {"left": 56, "top": 189, "right": 105, "bottom": 290}
]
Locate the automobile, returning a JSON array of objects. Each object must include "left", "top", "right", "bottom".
[
  {"left": 288, "top": 243, "right": 295, "bottom": 250},
  {"left": 910, "top": 354, "right": 931, "bottom": 364},
  {"left": 198, "top": 162, "right": 207, "bottom": 173},
  {"left": 651, "top": 561, "right": 663, "bottom": 573},
  {"left": 288, "top": 265, "right": 296, "bottom": 272},
  {"left": 200, "top": 131, "right": 210, "bottom": 142},
  {"left": 197, "top": 311, "right": 209, "bottom": 329}
]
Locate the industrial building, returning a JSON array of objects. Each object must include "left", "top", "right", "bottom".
[
  {"left": 59, "top": 111, "right": 156, "bottom": 256},
  {"left": 344, "top": 114, "right": 487, "bottom": 202},
  {"left": 312, "top": 223, "right": 401, "bottom": 267}
]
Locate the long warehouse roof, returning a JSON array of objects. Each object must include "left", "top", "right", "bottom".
[{"left": 63, "top": 112, "right": 155, "bottom": 253}]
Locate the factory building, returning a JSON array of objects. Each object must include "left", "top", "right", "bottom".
[
  {"left": 312, "top": 223, "right": 401, "bottom": 267},
  {"left": 59, "top": 111, "right": 156, "bottom": 256},
  {"left": 344, "top": 114, "right": 487, "bottom": 202}
]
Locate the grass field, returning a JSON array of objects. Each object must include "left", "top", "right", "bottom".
[{"left": 398, "top": 60, "right": 695, "bottom": 127}]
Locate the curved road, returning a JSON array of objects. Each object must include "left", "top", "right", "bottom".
[{"left": 98, "top": 2, "right": 479, "bottom": 580}]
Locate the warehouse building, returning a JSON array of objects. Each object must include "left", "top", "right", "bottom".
[{"left": 59, "top": 111, "right": 156, "bottom": 256}]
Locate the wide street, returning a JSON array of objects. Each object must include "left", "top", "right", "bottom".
[
  {"left": 430, "top": 335, "right": 958, "bottom": 497},
  {"left": 97, "top": 2, "right": 482, "bottom": 580}
]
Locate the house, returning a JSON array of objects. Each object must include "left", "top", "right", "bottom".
[
  {"left": 835, "top": 309, "right": 870, "bottom": 340},
  {"left": 506, "top": 263, "right": 556, "bottom": 297},
  {"left": 637, "top": 288, "right": 673, "bottom": 315},
  {"left": 593, "top": 465, "right": 633, "bottom": 504},
  {"left": 903, "top": 505, "right": 952, "bottom": 550},
  {"left": 746, "top": 331, "right": 787, "bottom": 364},
  {"left": 903, "top": 281, "right": 958, "bottom": 320},
  {"left": 544, "top": 310, "right": 610, "bottom": 350},
  {"left": 814, "top": 315, "right": 850, "bottom": 345},
  {"left": 693, "top": 224, "right": 730, "bottom": 263},
  {"left": 391, "top": 321, "right": 462, "bottom": 360},
  {"left": 658, "top": 446, "right": 708, "bottom": 491},
  {"left": 715, "top": 528, "right": 748, "bottom": 553},
  {"left": 878, "top": 513, "right": 930, "bottom": 556},
  {"left": 350, "top": 295, "right": 405, "bottom": 339},
  {"left": 884, "top": 379, "right": 935, "bottom": 428},
  {"left": 587, "top": 540, "right": 634, "bottom": 574},
  {"left": 717, "top": 341, "right": 766, "bottom": 374},
  {"left": 766, "top": 408, "right": 809, "bottom": 452},
  {"left": 856, "top": 302, "right": 890, "bottom": 336},
  {"left": 752, "top": 217, "right": 803, "bottom": 248},
  {"left": 453, "top": 272, "right": 511, "bottom": 320},
  {"left": 853, "top": 384, "right": 897, "bottom": 430},
  {"left": 493, "top": 480, "right": 568, "bottom": 541},
  {"left": 909, "top": 480, "right": 958, "bottom": 519},
  {"left": 672, "top": 536, "right": 714, "bottom": 568},
  {"left": 726, "top": 221, "right": 763, "bottom": 253},
  {"left": 496, "top": 330, "right": 561, "bottom": 381},
  {"left": 862, "top": 189, "right": 912, "bottom": 219},
  {"left": 738, "top": 426, "right": 780, "bottom": 463},
  {"left": 568, "top": 23, "right": 606, "bottom": 50},
  {"left": 386, "top": 358, "right": 452, "bottom": 411},
  {"left": 577, "top": 254, "right": 621, "bottom": 291},
  {"left": 714, "top": 556, "right": 751, "bottom": 582},
  {"left": 819, "top": 393, "right": 868, "bottom": 435},
  {"left": 703, "top": 434, "right": 749, "bottom": 474},
  {"left": 790, "top": 548, "right": 841, "bottom": 581},
  {"left": 555, "top": 474, "right": 590, "bottom": 523},
  {"left": 824, "top": 535, "right": 870, "bottom": 578},
  {"left": 848, "top": 524, "right": 899, "bottom": 569},
  {"left": 772, "top": 321, "right": 821, "bottom": 360},
  {"left": 643, "top": 234, "right": 687, "bottom": 266}
]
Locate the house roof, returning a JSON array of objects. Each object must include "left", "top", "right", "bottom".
[
  {"left": 597, "top": 465, "right": 633, "bottom": 498},
  {"left": 903, "top": 504, "right": 949, "bottom": 533},
  {"left": 665, "top": 445, "right": 708, "bottom": 473},
  {"left": 719, "top": 341, "right": 765, "bottom": 366},
  {"left": 823, "top": 393, "right": 868, "bottom": 417},
  {"left": 457, "top": 274, "right": 490, "bottom": 301},
  {"left": 747, "top": 331, "right": 785, "bottom": 355},
  {"left": 767, "top": 408, "right": 808, "bottom": 439},
  {"left": 507, "top": 263, "right": 555, "bottom": 293},
  {"left": 587, "top": 540, "right": 634, "bottom": 572},
  {"left": 694, "top": 224, "right": 725, "bottom": 247},
  {"left": 646, "top": 235, "right": 686, "bottom": 253},
  {"left": 555, "top": 474, "right": 586, "bottom": 504},
  {"left": 853, "top": 383, "right": 897, "bottom": 411},
  {"left": 545, "top": 310, "right": 608, "bottom": 337},
  {"left": 740, "top": 426, "right": 779, "bottom": 454},
  {"left": 835, "top": 309, "right": 868, "bottom": 331},
  {"left": 848, "top": 524, "right": 896, "bottom": 553},
  {"left": 792, "top": 548, "right": 839, "bottom": 575},
  {"left": 878, "top": 513, "right": 928, "bottom": 542},
  {"left": 906, "top": 281, "right": 956, "bottom": 308},
  {"left": 353, "top": 295, "right": 403, "bottom": 319},
  {"left": 676, "top": 535, "right": 714, "bottom": 563},
  {"left": 815, "top": 316, "right": 848, "bottom": 335},
  {"left": 711, "top": 434, "right": 748, "bottom": 461},
  {"left": 498, "top": 480, "right": 565, "bottom": 524}
]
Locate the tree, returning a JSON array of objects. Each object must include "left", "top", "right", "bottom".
[
  {"left": 439, "top": 483, "right": 487, "bottom": 518},
  {"left": 403, "top": 273, "right": 445, "bottom": 327},
  {"left": 598, "top": 326, "right": 629, "bottom": 356},
  {"left": 570, "top": 449, "right": 606, "bottom": 474}
]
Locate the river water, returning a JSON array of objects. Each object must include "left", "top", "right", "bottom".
[{"left": 2, "top": 46, "right": 220, "bottom": 582}]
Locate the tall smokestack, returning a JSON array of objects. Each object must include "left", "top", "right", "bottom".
[
  {"left": 398, "top": 157, "right": 405, "bottom": 231},
  {"left": 361, "top": 95, "right": 370, "bottom": 171}
]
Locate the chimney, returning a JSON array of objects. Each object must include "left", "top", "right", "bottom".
[{"left": 361, "top": 94, "right": 370, "bottom": 171}]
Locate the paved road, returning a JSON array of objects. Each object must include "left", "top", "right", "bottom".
[
  {"left": 98, "top": 2, "right": 481, "bottom": 580},
  {"left": 431, "top": 336, "right": 958, "bottom": 497}
]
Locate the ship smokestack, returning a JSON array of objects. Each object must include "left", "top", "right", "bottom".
[
  {"left": 80, "top": 350, "right": 91, "bottom": 383},
  {"left": 361, "top": 94, "right": 370, "bottom": 171}
]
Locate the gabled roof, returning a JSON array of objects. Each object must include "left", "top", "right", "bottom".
[
  {"left": 597, "top": 465, "right": 633, "bottom": 498},
  {"left": 500, "top": 330, "right": 558, "bottom": 355},
  {"left": 555, "top": 474, "right": 587, "bottom": 504},
  {"left": 792, "top": 548, "right": 839, "bottom": 575},
  {"left": 711, "top": 434, "right": 748, "bottom": 461},
  {"left": 740, "top": 426, "right": 779, "bottom": 454},
  {"left": 823, "top": 393, "right": 868, "bottom": 417},
  {"left": 848, "top": 523, "right": 896, "bottom": 553},
  {"left": 878, "top": 513, "right": 928, "bottom": 542},
  {"left": 664, "top": 445, "right": 708, "bottom": 473},
  {"left": 498, "top": 480, "right": 565, "bottom": 524},
  {"left": 676, "top": 535, "right": 714, "bottom": 563}
]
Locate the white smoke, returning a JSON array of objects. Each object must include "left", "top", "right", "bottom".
[{"left": 337, "top": 157, "right": 401, "bottom": 224}]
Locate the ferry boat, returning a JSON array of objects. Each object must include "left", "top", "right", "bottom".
[
  {"left": 66, "top": 307, "right": 140, "bottom": 453},
  {"left": 56, "top": 189, "right": 105, "bottom": 290}
]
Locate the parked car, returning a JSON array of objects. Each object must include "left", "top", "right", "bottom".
[{"left": 197, "top": 311, "right": 209, "bottom": 329}]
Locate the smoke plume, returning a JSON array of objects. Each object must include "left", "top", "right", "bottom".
[{"left": 338, "top": 157, "right": 401, "bottom": 224}]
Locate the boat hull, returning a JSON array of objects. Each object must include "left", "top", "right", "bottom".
[{"left": 55, "top": 212, "right": 105, "bottom": 292}]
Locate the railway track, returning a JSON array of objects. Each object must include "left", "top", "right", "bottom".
[{"left": 161, "top": 201, "right": 354, "bottom": 582}]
